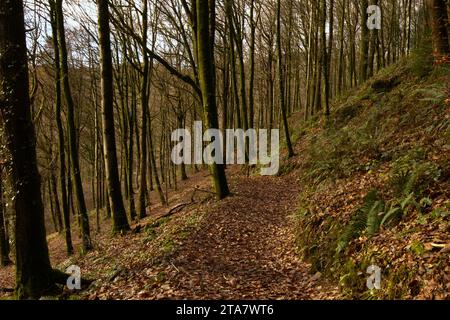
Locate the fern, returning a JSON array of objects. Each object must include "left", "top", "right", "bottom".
[
  {"left": 380, "top": 193, "right": 420, "bottom": 228},
  {"left": 336, "top": 209, "right": 367, "bottom": 255},
  {"left": 336, "top": 190, "right": 383, "bottom": 255},
  {"left": 389, "top": 149, "right": 441, "bottom": 197},
  {"left": 380, "top": 206, "right": 402, "bottom": 227},
  {"left": 366, "top": 201, "right": 384, "bottom": 237},
  {"left": 415, "top": 84, "right": 448, "bottom": 105}
]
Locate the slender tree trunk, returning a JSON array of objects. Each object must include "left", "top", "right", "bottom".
[
  {"left": 138, "top": 0, "right": 150, "bottom": 220},
  {"left": 55, "top": 0, "right": 92, "bottom": 252},
  {"left": 407, "top": 0, "right": 413, "bottom": 54},
  {"left": 97, "top": 0, "right": 130, "bottom": 234},
  {"left": 149, "top": 117, "right": 167, "bottom": 206},
  {"left": 368, "top": 1, "right": 376, "bottom": 77},
  {"left": 221, "top": 28, "right": 230, "bottom": 160},
  {"left": 177, "top": 109, "right": 188, "bottom": 180},
  {"left": 360, "top": 0, "right": 370, "bottom": 82},
  {"left": 338, "top": 0, "right": 346, "bottom": 93},
  {"left": 122, "top": 44, "right": 137, "bottom": 221},
  {"left": 305, "top": 3, "right": 313, "bottom": 120},
  {"left": 47, "top": 179, "right": 58, "bottom": 233},
  {"left": 322, "top": 0, "right": 331, "bottom": 118},
  {"left": 49, "top": 0, "right": 73, "bottom": 256},
  {"left": 128, "top": 87, "right": 137, "bottom": 221},
  {"left": 94, "top": 91, "right": 101, "bottom": 232},
  {"left": 0, "top": 169, "right": 11, "bottom": 266},
  {"left": 50, "top": 171, "right": 63, "bottom": 233},
  {"left": 276, "top": 0, "right": 294, "bottom": 157},
  {"left": 225, "top": 0, "right": 242, "bottom": 129},
  {"left": 248, "top": 0, "right": 256, "bottom": 128},
  {"left": 235, "top": 28, "right": 249, "bottom": 132}
]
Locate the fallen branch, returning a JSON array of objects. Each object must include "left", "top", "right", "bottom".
[
  {"left": 193, "top": 187, "right": 216, "bottom": 195},
  {"left": 156, "top": 201, "right": 195, "bottom": 221},
  {"left": 133, "top": 184, "right": 218, "bottom": 235},
  {"left": 146, "top": 187, "right": 215, "bottom": 227}
]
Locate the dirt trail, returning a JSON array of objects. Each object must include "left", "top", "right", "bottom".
[
  {"left": 1, "top": 168, "right": 339, "bottom": 300},
  {"left": 140, "top": 172, "right": 339, "bottom": 300}
]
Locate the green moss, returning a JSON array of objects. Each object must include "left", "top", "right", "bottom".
[
  {"left": 385, "top": 265, "right": 416, "bottom": 299},
  {"left": 143, "top": 217, "right": 173, "bottom": 244},
  {"left": 333, "top": 104, "right": 364, "bottom": 128},
  {"left": 162, "top": 239, "right": 175, "bottom": 254},
  {"left": 409, "top": 240, "right": 426, "bottom": 256}
]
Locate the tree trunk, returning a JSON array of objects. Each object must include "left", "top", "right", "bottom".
[
  {"left": 248, "top": 0, "right": 256, "bottom": 128},
  {"left": 196, "top": 0, "right": 230, "bottom": 200},
  {"left": 50, "top": 171, "right": 63, "bottom": 233},
  {"left": 276, "top": 0, "right": 294, "bottom": 157},
  {"left": 138, "top": 0, "right": 150, "bottom": 220},
  {"left": 368, "top": 0, "right": 379, "bottom": 77},
  {"left": 338, "top": 0, "right": 346, "bottom": 93},
  {"left": 97, "top": 0, "right": 130, "bottom": 234},
  {"left": 0, "top": 0, "right": 54, "bottom": 298},
  {"left": 47, "top": 179, "right": 58, "bottom": 233},
  {"left": 322, "top": 0, "right": 331, "bottom": 118},
  {"left": 55, "top": 0, "right": 92, "bottom": 252},
  {"left": 428, "top": 0, "right": 449, "bottom": 60},
  {"left": 149, "top": 117, "right": 167, "bottom": 206},
  {"left": 49, "top": 0, "right": 73, "bottom": 256},
  {"left": 94, "top": 87, "right": 101, "bottom": 232},
  {"left": 0, "top": 169, "right": 11, "bottom": 266},
  {"left": 360, "top": 0, "right": 370, "bottom": 82}
]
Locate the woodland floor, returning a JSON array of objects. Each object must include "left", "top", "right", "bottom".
[
  {"left": 116, "top": 171, "right": 340, "bottom": 300},
  {"left": 0, "top": 163, "right": 340, "bottom": 300}
]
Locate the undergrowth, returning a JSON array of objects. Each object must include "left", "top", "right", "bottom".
[{"left": 292, "top": 48, "right": 450, "bottom": 299}]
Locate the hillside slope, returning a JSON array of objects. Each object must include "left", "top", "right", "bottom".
[{"left": 287, "top": 55, "right": 449, "bottom": 299}]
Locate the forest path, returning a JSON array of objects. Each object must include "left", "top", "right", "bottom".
[
  {"left": 130, "top": 172, "right": 339, "bottom": 300},
  {"left": 1, "top": 168, "right": 340, "bottom": 300}
]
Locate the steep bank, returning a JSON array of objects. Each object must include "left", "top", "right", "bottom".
[{"left": 287, "top": 55, "right": 449, "bottom": 299}]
